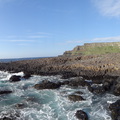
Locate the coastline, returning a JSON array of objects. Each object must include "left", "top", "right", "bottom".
[{"left": 0, "top": 52, "right": 120, "bottom": 119}]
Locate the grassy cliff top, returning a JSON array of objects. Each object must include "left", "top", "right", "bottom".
[{"left": 63, "top": 42, "right": 120, "bottom": 56}]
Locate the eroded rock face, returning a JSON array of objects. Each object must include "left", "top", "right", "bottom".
[
  {"left": 109, "top": 100, "right": 120, "bottom": 120},
  {"left": 68, "top": 95, "right": 85, "bottom": 102},
  {"left": 61, "top": 71, "right": 77, "bottom": 79},
  {"left": 9, "top": 75, "right": 21, "bottom": 82},
  {"left": 75, "top": 110, "right": 88, "bottom": 120},
  {"left": 112, "top": 77, "right": 120, "bottom": 96},
  {"left": 23, "top": 72, "right": 31, "bottom": 79},
  {"left": 34, "top": 80, "right": 61, "bottom": 90}
]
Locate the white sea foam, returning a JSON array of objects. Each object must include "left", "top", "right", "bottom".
[{"left": 0, "top": 71, "right": 119, "bottom": 120}]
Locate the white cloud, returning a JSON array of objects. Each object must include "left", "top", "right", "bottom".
[
  {"left": 92, "top": 0, "right": 120, "bottom": 17},
  {"left": 92, "top": 36, "right": 120, "bottom": 42}
]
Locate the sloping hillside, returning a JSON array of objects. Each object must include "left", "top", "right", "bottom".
[{"left": 63, "top": 42, "right": 120, "bottom": 56}]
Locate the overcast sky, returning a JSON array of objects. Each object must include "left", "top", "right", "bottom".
[{"left": 0, "top": 0, "right": 120, "bottom": 58}]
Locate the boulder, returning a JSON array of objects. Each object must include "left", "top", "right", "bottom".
[
  {"left": 0, "top": 90, "right": 12, "bottom": 95},
  {"left": 68, "top": 77, "right": 88, "bottom": 87},
  {"left": 0, "top": 117, "right": 13, "bottom": 120},
  {"left": 61, "top": 71, "right": 77, "bottom": 79},
  {"left": 112, "top": 77, "right": 120, "bottom": 96},
  {"left": 23, "top": 72, "right": 31, "bottom": 79},
  {"left": 9, "top": 75, "right": 21, "bottom": 82},
  {"left": 75, "top": 110, "right": 88, "bottom": 120},
  {"left": 34, "top": 80, "right": 61, "bottom": 90},
  {"left": 68, "top": 95, "right": 85, "bottom": 102},
  {"left": 109, "top": 99, "right": 120, "bottom": 120},
  {"left": 74, "top": 91, "right": 83, "bottom": 94}
]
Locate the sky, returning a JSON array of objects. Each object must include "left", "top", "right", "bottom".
[{"left": 0, "top": 0, "right": 120, "bottom": 58}]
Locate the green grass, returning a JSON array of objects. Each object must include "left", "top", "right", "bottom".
[{"left": 72, "top": 45, "right": 120, "bottom": 55}]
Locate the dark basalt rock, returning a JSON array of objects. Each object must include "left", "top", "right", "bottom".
[
  {"left": 0, "top": 117, "right": 13, "bottom": 120},
  {"left": 61, "top": 71, "right": 77, "bottom": 79},
  {"left": 87, "top": 84, "right": 106, "bottom": 94},
  {"left": 74, "top": 91, "right": 83, "bottom": 94},
  {"left": 68, "top": 95, "right": 85, "bottom": 102},
  {"left": 23, "top": 72, "right": 31, "bottom": 79},
  {"left": 93, "top": 86, "right": 105, "bottom": 94},
  {"left": 75, "top": 110, "right": 88, "bottom": 120},
  {"left": 34, "top": 80, "right": 61, "bottom": 90},
  {"left": 109, "top": 99, "right": 120, "bottom": 120},
  {"left": 15, "top": 103, "right": 26, "bottom": 109},
  {"left": 9, "top": 75, "right": 21, "bottom": 82},
  {"left": 112, "top": 77, "right": 120, "bottom": 96},
  {"left": 0, "top": 90, "right": 12, "bottom": 95},
  {"left": 68, "top": 77, "right": 88, "bottom": 87}
]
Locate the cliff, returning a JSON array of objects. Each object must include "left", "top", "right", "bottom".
[{"left": 63, "top": 42, "right": 120, "bottom": 56}]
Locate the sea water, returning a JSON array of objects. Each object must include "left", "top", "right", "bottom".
[{"left": 0, "top": 71, "right": 119, "bottom": 120}]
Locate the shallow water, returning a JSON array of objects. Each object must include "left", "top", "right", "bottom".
[{"left": 0, "top": 71, "right": 119, "bottom": 120}]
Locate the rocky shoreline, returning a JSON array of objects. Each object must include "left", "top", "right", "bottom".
[{"left": 0, "top": 53, "right": 120, "bottom": 119}]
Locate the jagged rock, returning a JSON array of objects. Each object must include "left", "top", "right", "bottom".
[
  {"left": 15, "top": 103, "right": 26, "bottom": 109},
  {"left": 34, "top": 80, "right": 61, "bottom": 90},
  {"left": 68, "top": 95, "right": 85, "bottom": 102},
  {"left": 9, "top": 75, "right": 21, "bottom": 82},
  {"left": 0, "top": 90, "right": 12, "bottom": 95},
  {"left": 112, "top": 77, "right": 120, "bottom": 96},
  {"left": 109, "top": 100, "right": 120, "bottom": 120},
  {"left": 61, "top": 71, "right": 77, "bottom": 79},
  {"left": 23, "top": 72, "right": 31, "bottom": 79},
  {"left": 74, "top": 91, "right": 83, "bottom": 94},
  {"left": 75, "top": 110, "right": 88, "bottom": 120},
  {"left": 68, "top": 77, "right": 88, "bottom": 87}
]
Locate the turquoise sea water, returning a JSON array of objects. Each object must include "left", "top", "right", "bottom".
[{"left": 0, "top": 71, "right": 119, "bottom": 120}]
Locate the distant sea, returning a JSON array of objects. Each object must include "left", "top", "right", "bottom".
[{"left": 0, "top": 57, "right": 46, "bottom": 63}]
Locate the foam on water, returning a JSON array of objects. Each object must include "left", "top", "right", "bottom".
[{"left": 0, "top": 71, "right": 119, "bottom": 120}]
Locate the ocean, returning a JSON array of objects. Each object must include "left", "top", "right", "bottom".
[
  {"left": 0, "top": 57, "right": 44, "bottom": 63},
  {"left": 0, "top": 71, "right": 119, "bottom": 120}
]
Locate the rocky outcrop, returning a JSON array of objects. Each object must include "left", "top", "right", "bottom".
[
  {"left": 75, "top": 110, "right": 88, "bottom": 120},
  {"left": 34, "top": 80, "right": 61, "bottom": 90},
  {"left": 109, "top": 100, "right": 120, "bottom": 120},
  {"left": 68, "top": 95, "right": 85, "bottom": 102},
  {"left": 0, "top": 90, "right": 12, "bottom": 95},
  {"left": 9, "top": 75, "right": 21, "bottom": 82}
]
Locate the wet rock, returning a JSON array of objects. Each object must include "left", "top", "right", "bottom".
[
  {"left": 60, "top": 80, "right": 70, "bottom": 85},
  {"left": 87, "top": 84, "right": 105, "bottom": 94},
  {"left": 68, "top": 95, "right": 85, "bottom": 102},
  {"left": 109, "top": 99, "right": 120, "bottom": 120},
  {"left": 113, "top": 84, "right": 120, "bottom": 96},
  {"left": 0, "top": 90, "right": 12, "bottom": 95},
  {"left": 74, "top": 91, "right": 83, "bottom": 94},
  {"left": 92, "top": 86, "right": 105, "bottom": 94},
  {"left": 112, "top": 77, "right": 120, "bottom": 96},
  {"left": 15, "top": 103, "right": 26, "bottom": 109},
  {"left": 0, "top": 117, "right": 12, "bottom": 120},
  {"left": 68, "top": 77, "right": 88, "bottom": 87},
  {"left": 9, "top": 75, "right": 21, "bottom": 82},
  {"left": 61, "top": 71, "right": 77, "bottom": 79},
  {"left": 23, "top": 72, "right": 31, "bottom": 79},
  {"left": 75, "top": 110, "right": 88, "bottom": 120},
  {"left": 34, "top": 80, "right": 61, "bottom": 90}
]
